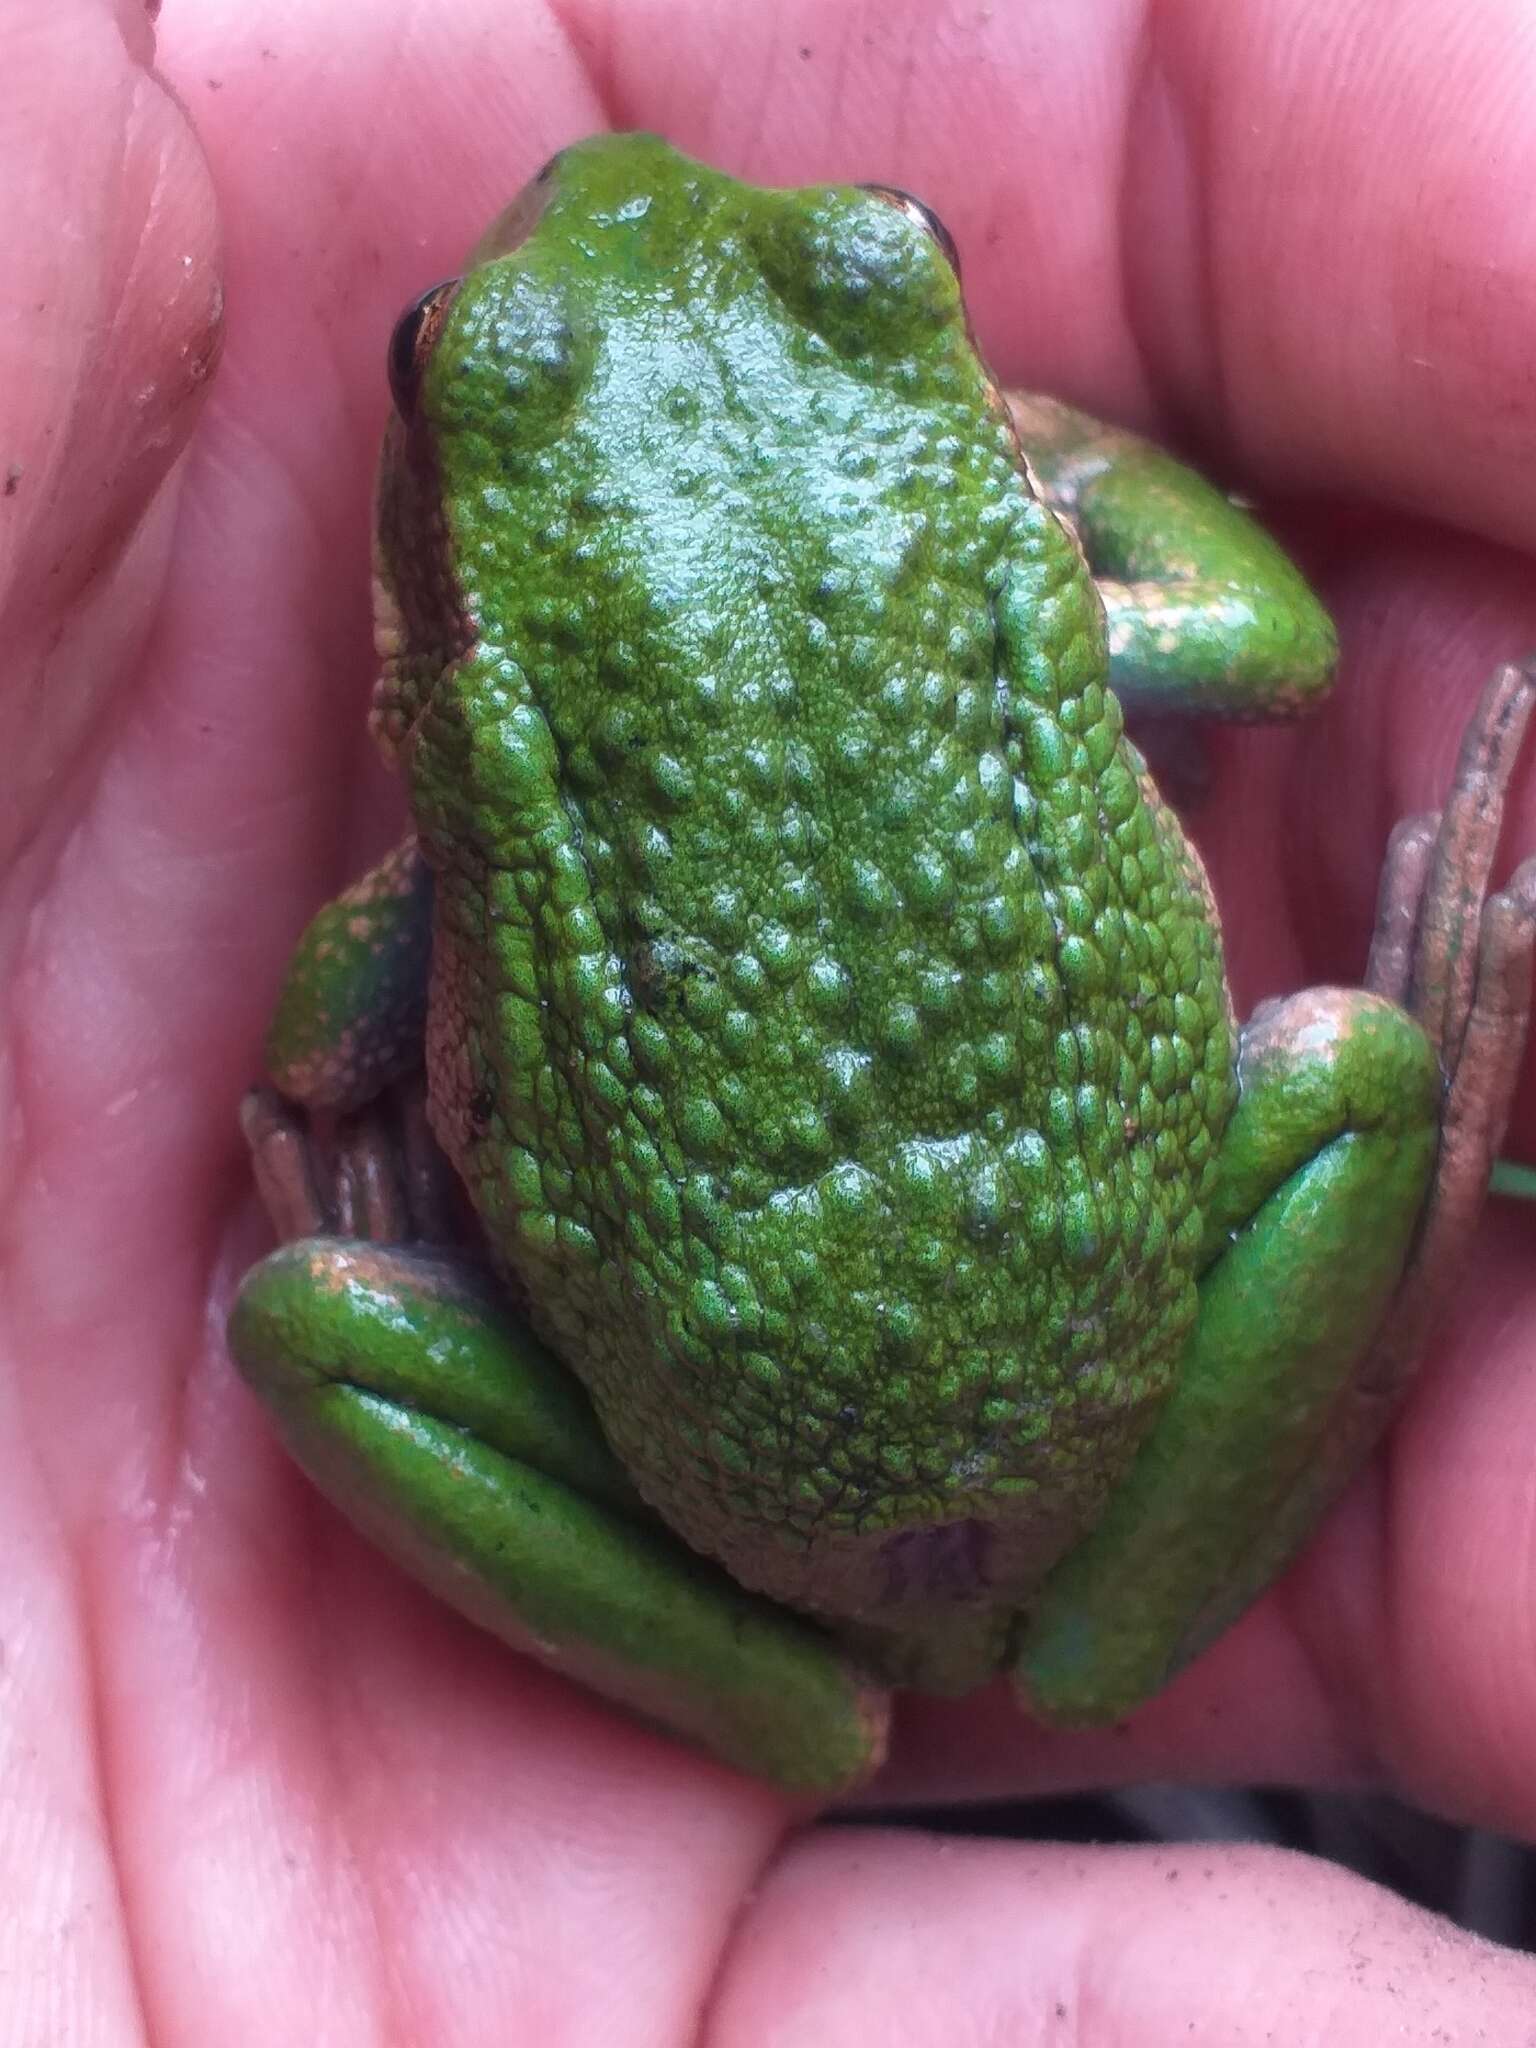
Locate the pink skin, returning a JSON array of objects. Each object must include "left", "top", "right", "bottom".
[{"left": 5, "top": 0, "right": 1536, "bottom": 2038}]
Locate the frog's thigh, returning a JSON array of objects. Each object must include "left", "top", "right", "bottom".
[
  {"left": 1006, "top": 392, "right": 1337, "bottom": 718},
  {"left": 265, "top": 837, "right": 435, "bottom": 1113},
  {"left": 229, "top": 1241, "right": 887, "bottom": 1791},
  {"left": 1014, "top": 987, "right": 1438, "bottom": 1724}
]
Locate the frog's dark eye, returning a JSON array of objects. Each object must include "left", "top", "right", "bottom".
[
  {"left": 387, "top": 280, "right": 460, "bottom": 421},
  {"left": 857, "top": 185, "right": 962, "bottom": 278}
]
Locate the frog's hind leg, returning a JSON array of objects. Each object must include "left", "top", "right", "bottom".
[
  {"left": 1014, "top": 659, "right": 1536, "bottom": 1724},
  {"left": 231, "top": 1089, "right": 888, "bottom": 1793}
]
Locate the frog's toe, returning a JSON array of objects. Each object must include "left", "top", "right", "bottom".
[
  {"left": 1363, "top": 656, "right": 1536, "bottom": 1351},
  {"left": 242, "top": 1073, "right": 469, "bottom": 1248}
]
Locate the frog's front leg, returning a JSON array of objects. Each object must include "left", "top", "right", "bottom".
[
  {"left": 1007, "top": 392, "right": 1338, "bottom": 718},
  {"left": 230, "top": 846, "right": 888, "bottom": 1793},
  {"left": 1016, "top": 660, "right": 1536, "bottom": 1723}
]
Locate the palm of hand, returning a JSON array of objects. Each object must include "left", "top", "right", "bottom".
[{"left": 5, "top": 1, "right": 1536, "bottom": 2038}]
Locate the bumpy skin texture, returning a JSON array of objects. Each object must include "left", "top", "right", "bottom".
[{"left": 372, "top": 137, "right": 1236, "bottom": 1688}]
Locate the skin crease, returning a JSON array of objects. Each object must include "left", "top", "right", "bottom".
[{"left": 3, "top": 0, "right": 1536, "bottom": 2038}]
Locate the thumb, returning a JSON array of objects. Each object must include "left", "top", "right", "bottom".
[{"left": 707, "top": 1827, "right": 1536, "bottom": 2044}]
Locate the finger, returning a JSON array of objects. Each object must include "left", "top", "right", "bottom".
[
  {"left": 587, "top": 0, "right": 1536, "bottom": 553},
  {"left": 3, "top": 0, "right": 229, "bottom": 1505},
  {"left": 143, "top": 4, "right": 612, "bottom": 1038},
  {"left": 1126, "top": 0, "right": 1536, "bottom": 554},
  {"left": 0, "top": 0, "right": 220, "bottom": 866},
  {"left": 0, "top": 1405, "right": 146, "bottom": 2040},
  {"left": 135, "top": 0, "right": 1536, "bottom": 1835},
  {"left": 93, "top": 1460, "right": 793, "bottom": 2046},
  {"left": 1360, "top": 1204, "right": 1536, "bottom": 1837},
  {"left": 709, "top": 1827, "right": 1536, "bottom": 2045},
  {"left": 0, "top": 3, "right": 222, "bottom": 2039}
]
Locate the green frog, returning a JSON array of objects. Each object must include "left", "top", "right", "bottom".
[{"left": 229, "top": 133, "right": 1536, "bottom": 1792}]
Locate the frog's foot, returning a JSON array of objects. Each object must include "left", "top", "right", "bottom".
[
  {"left": 241, "top": 1071, "right": 499, "bottom": 1344},
  {"left": 1014, "top": 659, "right": 1536, "bottom": 1723},
  {"left": 1362, "top": 657, "right": 1536, "bottom": 1382},
  {"left": 241, "top": 1075, "right": 472, "bottom": 1249},
  {"left": 233, "top": 1095, "right": 888, "bottom": 1793}
]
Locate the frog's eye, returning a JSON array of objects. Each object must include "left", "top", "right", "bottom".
[
  {"left": 857, "top": 186, "right": 962, "bottom": 279},
  {"left": 387, "top": 280, "right": 460, "bottom": 421}
]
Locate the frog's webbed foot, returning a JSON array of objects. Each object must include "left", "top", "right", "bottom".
[
  {"left": 241, "top": 1074, "right": 476, "bottom": 1251},
  {"left": 1363, "top": 658, "right": 1536, "bottom": 1375},
  {"left": 1015, "top": 659, "right": 1536, "bottom": 1724}
]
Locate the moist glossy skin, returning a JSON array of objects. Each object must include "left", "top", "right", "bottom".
[
  {"left": 232, "top": 135, "right": 1528, "bottom": 1790},
  {"left": 375, "top": 136, "right": 1234, "bottom": 1687}
]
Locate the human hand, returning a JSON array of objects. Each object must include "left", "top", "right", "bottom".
[{"left": 7, "top": 0, "right": 1536, "bottom": 2037}]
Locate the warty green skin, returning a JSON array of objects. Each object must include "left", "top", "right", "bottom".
[
  {"left": 387, "top": 137, "right": 1237, "bottom": 1687},
  {"left": 231, "top": 135, "right": 1467, "bottom": 1789}
]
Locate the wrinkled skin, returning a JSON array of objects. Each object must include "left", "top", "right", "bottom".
[{"left": 7, "top": 0, "right": 1536, "bottom": 2041}]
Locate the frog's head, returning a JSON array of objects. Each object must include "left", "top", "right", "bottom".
[{"left": 369, "top": 133, "right": 991, "bottom": 765}]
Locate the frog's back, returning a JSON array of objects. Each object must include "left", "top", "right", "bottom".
[{"left": 400, "top": 138, "right": 1236, "bottom": 1678}]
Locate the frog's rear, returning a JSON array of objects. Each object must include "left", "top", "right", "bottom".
[{"left": 380, "top": 135, "right": 1237, "bottom": 1689}]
